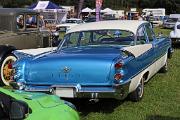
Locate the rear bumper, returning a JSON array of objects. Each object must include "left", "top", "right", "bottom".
[{"left": 24, "top": 82, "right": 130, "bottom": 100}]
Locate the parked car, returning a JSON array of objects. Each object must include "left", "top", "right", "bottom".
[
  {"left": 170, "top": 21, "right": 180, "bottom": 44},
  {"left": 0, "top": 8, "right": 59, "bottom": 86},
  {"left": 163, "top": 14, "right": 180, "bottom": 29},
  {"left": 0, "top": 87, "right": 79, "bottom": 120},
  {"left": 56, "top": 18, "right": 84, "bottom": 32},
  {"left": 149, "top": 16, "right": 163, "bottom": 27},
  {"left": 0, "top": 8, "right": 53, "bottom": 49},
  {"left": 84, "top": 17, "right": 96, "bottom": 23},
  {"left": 12, "top": 20, "right": 173, "bottom": 101}
]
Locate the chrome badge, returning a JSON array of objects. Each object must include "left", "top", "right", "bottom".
[{"left": 63, "top": 66, "right": 71, "bottom": 73}]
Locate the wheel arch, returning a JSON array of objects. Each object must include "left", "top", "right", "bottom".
[
  {"left": 167, "top": 47, "right": 173, "bottom": 59},
  {"left": 143, "top": 71, "right": 149, "bottom": 82},
  {"left": 129, "top": 70, "right": 149, "bottom": 93}
]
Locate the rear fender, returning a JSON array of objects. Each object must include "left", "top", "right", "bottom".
[{"left": 129, "top": 69, "right": 149, "bottom": 93}]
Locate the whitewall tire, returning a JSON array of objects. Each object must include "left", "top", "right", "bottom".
[
  {"left": 0, "top": 54, "right": 17, "bottom": 86},
  {"left": 129, "top": 77, "right": 144, "bottom": 102}
]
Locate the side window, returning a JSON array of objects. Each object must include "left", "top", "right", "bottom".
[
  {"left": 25, "top": 14, "right": 38, "bottom": 29},
  {"left": 16, "top": 15, "right": 24, "bottom": 30},
  {"left": 136, "top": 26, "right": 146, "bottom": 45},
  {"left": 144, "top": 24, "right": 155, "bottom": 42}
]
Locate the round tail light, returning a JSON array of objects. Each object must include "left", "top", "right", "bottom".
[
  {"left": 114, "top": 62, "right": 123, "bottom": 69},
  {"left": 114, "top": 73, "right": 122, "bottom": 80}
]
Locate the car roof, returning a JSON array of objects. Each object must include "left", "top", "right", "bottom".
[{"left": 67, "top": 20, "right": 148, "bottom": 34}]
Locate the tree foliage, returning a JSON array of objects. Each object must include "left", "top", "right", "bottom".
[{"left": 0, "top": 0, "right": 179, "bottom": 14}]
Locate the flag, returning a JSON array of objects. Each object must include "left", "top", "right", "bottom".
[{"left": 96, "top": 0, "right": 103, "bottom": 21}]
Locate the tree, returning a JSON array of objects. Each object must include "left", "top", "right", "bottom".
[{"left": 0, "top": 0, "right": 179, "bottom": 14}]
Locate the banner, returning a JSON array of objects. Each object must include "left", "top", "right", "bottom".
[{"left": 96, "top": 0, "right": 103, "bottom": 21}]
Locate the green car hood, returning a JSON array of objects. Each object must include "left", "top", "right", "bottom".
[
  {"left": 14, "top": 90, "right": 64, "bottom": 108},
  {"left": 0, "top": 88, "right": 79, "bottom": 120},
  {"left": 0, "top": 88, "right": 63, "bottom": 108}
]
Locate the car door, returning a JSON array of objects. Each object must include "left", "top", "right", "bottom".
[
  {"left": 144, "top": 23, "right": 166, "bottom": 73},
  {"left": 133, "top": 24, "right": 156, "bottom": 75}
]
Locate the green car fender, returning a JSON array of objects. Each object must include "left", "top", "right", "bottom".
[{"left": 0, "top": 88, "right": 79, "bottom": 120}]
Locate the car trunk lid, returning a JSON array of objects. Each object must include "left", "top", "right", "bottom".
[{"left": 26, "top": 46, "right": 124, "bottom": 86}]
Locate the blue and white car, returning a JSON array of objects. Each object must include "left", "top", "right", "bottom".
[{"left": 13, "top": 20, "right": 173, "bottom": 101}]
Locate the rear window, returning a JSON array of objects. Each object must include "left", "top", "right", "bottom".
[{"left": 61, "top": 29, "right": 135, "bottom": 49}]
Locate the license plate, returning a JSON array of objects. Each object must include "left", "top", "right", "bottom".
[{"left": 55, "top": 88, "right": 74, "bottom": 98}]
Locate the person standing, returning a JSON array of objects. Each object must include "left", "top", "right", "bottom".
[{"left": 39, "top": 15, "right": 45, "bottom": 28}]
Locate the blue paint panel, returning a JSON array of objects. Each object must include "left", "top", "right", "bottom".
[{"left": 18, "top": 46, "right": 127, "bottom": 86}]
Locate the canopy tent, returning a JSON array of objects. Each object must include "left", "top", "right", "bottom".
[
  {"left": 91, "top": 9, "right": 96, "bottom": 13},
  {"left": 29, "top": 1, "right": 67, "bottom": 24},
  {"left": 81, "top": 7, "right": 92, "bottom": 13},
  {"left": 82, "top": 8, "right": 115, "bottom": 14},
  {"left": 101, "top": 8, "right": 114, "bottom": 13},
  {"left": 29, "top": 1, "right": 63, "bottom": 10}
]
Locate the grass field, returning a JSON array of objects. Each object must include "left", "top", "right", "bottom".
[
  {"left": 73, "top": 28, "right": 180, "bottom": 120},
  {"left": 3, "top": 27, "right": 179, "bottom": 120}
]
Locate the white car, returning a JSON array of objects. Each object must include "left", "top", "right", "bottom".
[
  {"left": 170, "top": 21, "right": 180, "bottom": 44},
  {"left": 56, "top": 18, "right": 84, "bottom": 32}
]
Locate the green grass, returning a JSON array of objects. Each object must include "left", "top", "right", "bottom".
[
  {"left": 153, "top": 27, "right": 172, "bottom": 37},
  {"left": 73, "top": 28, "right": 180, "bottom": 120}
]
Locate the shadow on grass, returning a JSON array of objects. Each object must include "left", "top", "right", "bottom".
[
  {"left": 147, "top": 115, "right": 180, "bottom": 120},
  {"left": 64, "top": 98, "right": 126, "bottom": 116},
  {"left": 172, "top": 44, "right": 180, "bottom": 49}
]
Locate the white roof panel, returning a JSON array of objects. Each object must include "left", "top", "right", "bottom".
[{"left": 67, "top": 20, "right": 148, "bottom": 35}]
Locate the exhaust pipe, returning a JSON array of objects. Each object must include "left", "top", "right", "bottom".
[
  {"left": 89, "top": 93, "right": 99, "bottom": 103},
  {"left": 89, "top": 98, "right": 99, "bottom": 103}
]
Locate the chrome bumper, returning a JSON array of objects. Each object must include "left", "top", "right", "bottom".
[
  {"left": 23, "top": 82, "right": 130, "bottom": 100},
  {"left": 171, "top": 38, "right": 180, "bottom": 44},
  {"left": 50, "top": 82, "right": 130, "bottom": 100}
]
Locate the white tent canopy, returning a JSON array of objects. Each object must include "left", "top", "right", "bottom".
[
  {"left": 82, "top": 8, "right": 115, "bottom": 14},
  {"left": 102, "top": 8, "right": 114, "bottom": 13},
  {"left": 91, "top": 9, "right": 96, "bottom": 13},
  {"left": 29, "top": 1, "right": 67, "bottom": 23},
  {"left": 82, "top": 7, "right": 92, "bottom": 13},
  {"left": 81, "top": 8, "right": 118, "bottom": 16}
]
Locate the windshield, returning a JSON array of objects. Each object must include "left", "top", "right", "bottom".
[{"left": 58, "top": 29, "right": 134, "bottom": 50}]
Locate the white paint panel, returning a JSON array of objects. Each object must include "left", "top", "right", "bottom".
[
  {"left": 67, "top": 20, "right": 148, "bottom": 35},
  {"left": 123, "top": 44, "right": 152, "bottom": 58},
  {"left": 129, "top": 53, "right": 167, "bottom": 93},
  {"left": 16, "top": 47, "right": 57, "bottom": 56}
]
